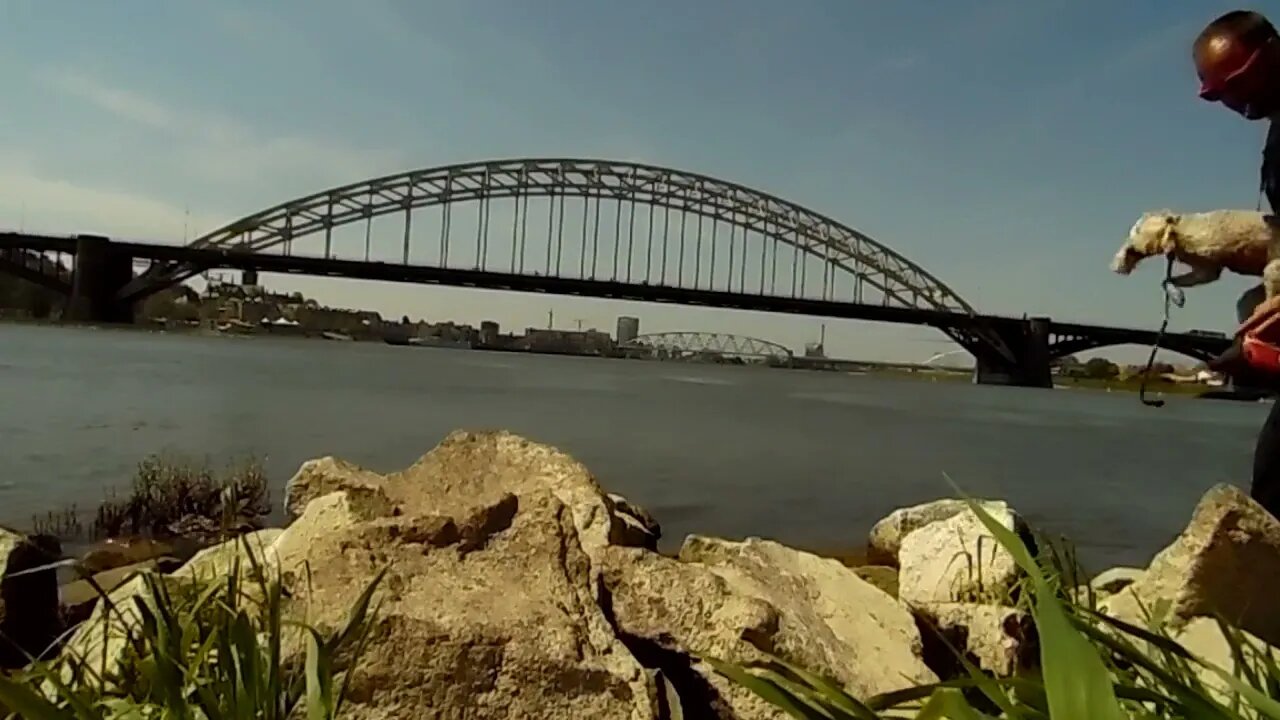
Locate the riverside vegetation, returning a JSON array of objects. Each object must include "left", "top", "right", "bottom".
[{"left": 0, "top": 430, "right": 1277, "bottom": 718}]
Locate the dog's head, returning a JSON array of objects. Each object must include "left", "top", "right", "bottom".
[{"left": 1113, "top": 210, "right": 1179, "bottom": 275}]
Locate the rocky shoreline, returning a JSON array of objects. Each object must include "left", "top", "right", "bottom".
[{"left": 1, "top": 429, "right": 1276, "bottom": 718}]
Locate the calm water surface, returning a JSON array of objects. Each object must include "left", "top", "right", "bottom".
[{"left": 0, "top": 323, "right": 1268, "bottom": 570}]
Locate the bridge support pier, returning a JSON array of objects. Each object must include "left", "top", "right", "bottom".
[
  {"left": 971, "top": 317, "right": 1053, "bottom": 388},
  {"left": 66, "top": 236, "right": 135, "bottom": 323}
]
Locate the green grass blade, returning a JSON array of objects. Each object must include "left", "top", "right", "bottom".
[
  {"left": 1067, "top": 613, "right": 1236, "bottom": 717},
  {"left": 230, "top": 609, "right": 262, "bottom": 710},
  {"left": 950, "top": 477, "right": 1128, "bottom": 720},
  {"left": 29, "top": 664, "right": 100, "bottom": 719},
  {"left": 752, "top": 653, "right": 880, "bottom": 718},
  {"left": 1201, "top": 662, "right": 1280, "bottom": 718},
  {"left": 305, "top": 627, "right": 336, "bottom": 720},
  {"left": 913, "top": 688, "right": 1001, "bottom": 720},
  {"left": 702, "top": 657, "right": 835, "bottom": 719},
  {"left": 0, "top": 673, "right": 73, "bottom": 720},
  {"left": 325, "top": 567, "right": 388, "bottom": 654},
  {"left": 751, "top": 668, "right": 852, "bottom": 719}
]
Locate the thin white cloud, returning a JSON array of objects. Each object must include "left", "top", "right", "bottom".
[
  {"left": 38, "top": 67, "right": 398, "bottom": 192},
  {"left": 43, "top": 69, "right": 176, "bottom": 131},
  {"left": 0, "top": 166, "right": 220, "bottom": 242}
]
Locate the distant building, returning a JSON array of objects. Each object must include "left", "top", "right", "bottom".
[
  {"left": 518, "top": 328, "right": 614, "bottom": 356},
  {"left": 616, "top": 316, "right": 640, "bottom": 344},
  {"left": 480, "top": 320, "right": 500, "bottom": 346}
]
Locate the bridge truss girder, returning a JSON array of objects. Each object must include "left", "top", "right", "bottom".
[
  {"left": 0, "top": 248, "right": 71, "bottom": 295},
  {"left": 622, "top": 331, "right": 794, "bottom": 362}
]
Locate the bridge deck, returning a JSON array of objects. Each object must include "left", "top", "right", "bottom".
[{"left": 0, "top": 230, "right": 1232, "bottom": 361}]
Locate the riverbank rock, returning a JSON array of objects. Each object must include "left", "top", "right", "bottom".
[
  {"left": 79, "top": 537, "right": 176, "bottom": 575},
  {"left": 1167, "top": 617, "right": 1272, "bottom": 707},
  {"left": 913, "top": 603, "right": 1036, "bottom": 678},
  {"left": 279, "top": 488, "right": 659, "bottom": 719},
  {"left": 609, "top": 493, "right": 661, "bottom": 550},
  {"left": 897, "top": 505, "right": 1027, "bottom": 606},
  {"left": 867, "top": 498, "right": 1011, "bottom": 566},
  {"left": 601, "top": 537, "right": 936, "bottom": 719},
  {"left": 852, "top": 565, "right": 899, "bottom": 599},
  {"left": 0, "top": 529, "right": 62, "bottom": 668},
  {"left": 59, "top": 557, "right": 181, "bottom": 626},
  {"left": 283, "top": 430, "right": 657, "bottom": 557},
  {"left": 1100, "top": 484, "right": 1280, "bottom": 645},
  {"left": 62, "top": 432, "right": 668, "bottom": 718},
  {"left": 1088, "top": 566, "right": 1144, "bottom": 596},
  {"left": 284, "top": 455, "right": 386, "bottom": 519}
]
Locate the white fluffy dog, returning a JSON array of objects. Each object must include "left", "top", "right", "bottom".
[{"left": 1112, "top": 209, "right": 1280, "bottom": 302}]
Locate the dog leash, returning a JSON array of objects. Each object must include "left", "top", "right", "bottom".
[{"left": 1139, "top": 254, "right": 1185, "bottom": 408}]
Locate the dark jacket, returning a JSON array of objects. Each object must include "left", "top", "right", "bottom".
[
  {"left": 1263, "top": 120, "right": 1280, "bottom": 212},
  {"left": 1207, "top": 121, "right": 1280, "bottom": 385}
]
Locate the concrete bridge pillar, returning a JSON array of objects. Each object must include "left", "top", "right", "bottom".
[
  {"left": 970, "top": 317, "right": 1053, "bottom": 389},
  {"left": 66, "top": 235, "right": 134, "bottom": 323}
]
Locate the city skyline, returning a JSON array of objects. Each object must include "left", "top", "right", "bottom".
[{"left": 0, "top": 1, "right": 1265, "bottom": 363}]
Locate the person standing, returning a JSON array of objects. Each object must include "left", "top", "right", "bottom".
[{"left": 1195, "top": 9, "right": 1280, "bottom": 515}]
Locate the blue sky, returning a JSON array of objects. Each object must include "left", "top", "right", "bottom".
[{"left": 0, "top": 0, "right": 1268, "bottom": 362}]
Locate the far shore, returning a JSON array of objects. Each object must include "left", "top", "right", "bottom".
[{"left": 1, "top": 315, "right": 1248, "bottom": 399}]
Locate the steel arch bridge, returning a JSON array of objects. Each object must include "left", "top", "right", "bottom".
[
  {"left": 121, "top": 157, "right": 1007, "bottom": 360},
  {"left": 621, "top": 331, "right": 794, "bottom": 363}
]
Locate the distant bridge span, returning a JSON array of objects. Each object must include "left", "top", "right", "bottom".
[{"left": 621, "top": 331, "right": 794, "bottom": 362}]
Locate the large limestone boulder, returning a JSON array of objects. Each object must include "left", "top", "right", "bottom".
[
  {"left": 1101, "top": 484, "right": 1280, "bottom": 645},
  {"left": 0, "top": 528, "right": 62, "bottom": 668},
  {"left": 284, "top": 455, "right": 387, "bottom": 519},
  {"left": 273, "top": 489, "right": 659, "bottom": 719},
  {"left": 602, "top": 536, "right": 936, "bottom": 719},
  {"left": 62, "top": 432, "right": 667, "bottom": 719},
  {"left": 897, "top": 505, "right": 1026, "bottom": 606},
  {"left": 867, "top": 498, "right": 1011, "bottom": 566},
  {"left": 285, "top": 430, "right": 656, "bottom": 555}
]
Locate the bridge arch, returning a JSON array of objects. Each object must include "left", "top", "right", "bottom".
[
  {"left": 621, "top": 331, "right": 794, "bottom": 362},
  {"left": 130, "top": 159, "right": 964, "bottom": 306},
  {"left": 123, "top": 157, "right": 1013, "bottom": 363},
  {"left": 1050, "top": 338, "right": 1224, "bottom": 365}
]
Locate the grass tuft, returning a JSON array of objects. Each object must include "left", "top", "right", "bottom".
[
  {"left": 31, "top": 453, "right": 272, "bottom": 544},
  {"left": 0, "top": 534, "right": 385, "bottom": 719}
]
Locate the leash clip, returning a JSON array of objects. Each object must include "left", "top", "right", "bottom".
[{"left": 1161, "top": 278, "right": 1186, "bottom": 309}]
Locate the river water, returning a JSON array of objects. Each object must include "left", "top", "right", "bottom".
[{"left": 0, "top": 322, "right": 1268, "bottom": 571}]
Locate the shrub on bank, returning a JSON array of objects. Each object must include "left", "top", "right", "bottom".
[
  {"left": 30, "top": 454, "right": 272, "bottom": 542},
  {"left": 707, "top": 496, "right": 1280, "bottom": 719}
]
